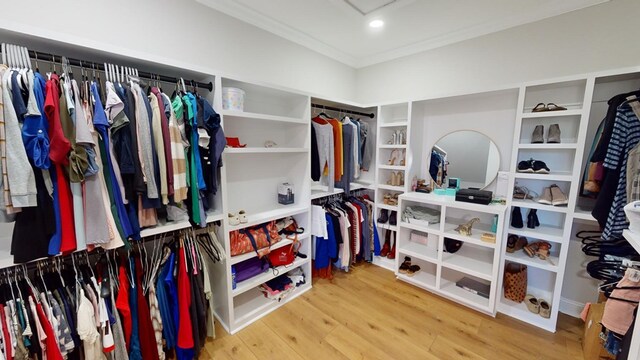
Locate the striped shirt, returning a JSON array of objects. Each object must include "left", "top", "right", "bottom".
[{"left": 603, "top": 100, "right": 640, "bottom": 240}]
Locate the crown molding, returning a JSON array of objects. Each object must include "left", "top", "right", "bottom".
[
  {"left": 197, "top": 0, "right": 609, "bottom": 69},
  {"left": 195, "top": 0, "right": 359, "bottom": 67},
  {"left": 359, "top": 0, "right": 610, "bottom": 68}
]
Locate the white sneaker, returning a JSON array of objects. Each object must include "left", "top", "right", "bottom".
[
  {"left": 238, "top": 210, "right": 248, "bottom": 223},
  {"left": 228, "top": 213, "right": 240, "bottom": 226}
]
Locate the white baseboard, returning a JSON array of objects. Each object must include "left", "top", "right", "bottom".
[{"left": 560, "top": 297, "right": 585, "bottom": 318}]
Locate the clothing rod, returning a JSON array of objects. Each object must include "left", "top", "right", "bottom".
[
  {"left": 311, "top": 103, "right": 375, "bottom": 118},
  {"left": 3, "top": 49, "right": 213, "bottom": 92}
]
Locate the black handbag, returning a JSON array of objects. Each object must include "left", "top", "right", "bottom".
[{"left": 444, "top": 237, "right": 463, "bottom": 253}]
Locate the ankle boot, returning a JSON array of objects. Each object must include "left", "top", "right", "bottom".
[
  {"left": 389, "top": 211, "right": 397, "bottom": 226},
  {"left": 387, "top": 232, "right": 396, "bottom": 260},
  {"left": 380, "top": 230, "right": 391, "bottom": 257},
  {"left": 532, "top": 125, "right": 544, "bottom": 144},
  {"left": 547, "top": 124, "right": 561, "bottom": 143},
  {"left": 527, "top": 209, "right": 535, "bottom": 229},
  {"left": 511, "top": 207, "right": 524, "bottom": 229},
  {"left": 377, "top": 209, "right": 389, "bottom": 224}
]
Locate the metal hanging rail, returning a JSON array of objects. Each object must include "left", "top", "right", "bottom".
[
  {"left": 2, "top": 48, "right": 214, "bottom": 92},
  {"left": 311, "top": 103, "right": 375, "bottom": 118}
]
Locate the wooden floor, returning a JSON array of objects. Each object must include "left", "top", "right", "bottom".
[{"left": 204, "top": 264, "right": 584, "bottom": 359}]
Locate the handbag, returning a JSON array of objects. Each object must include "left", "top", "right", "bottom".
[
  {"left": 233, "top": 257, "right": 269, "bottom": 283},
  {"left": 410, "top": 231, "right": 428, "bottom": 245},
  {"left": 444, "top": 237, "right": 462, "bottom": 253},
  {"left": 230, "top": 221, "right": 281, "bottom": 257},
  {"left": 268, "top": 233, "right": 299, "bottom": 267},
  {"left": 503, "top": 263, "right": 527, "bottom": 303},
  {"left": 402, "top": 206, "right": 441, "bottom": 224}
]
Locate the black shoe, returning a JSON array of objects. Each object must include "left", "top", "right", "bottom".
[
  {"left": 389, "top": 211, "right": 397, "bottom": 226},
  {"left": 517, "top": 159, "right": 534, "bottom": 173},
  {"left": 532, "top": 160, "right": 550, "bottom": 174},
  {"left": 527, "top": 209, "right": 535, "bottom": 229},
  {"left": 511, "top": 207, "right": 523, "bottom": 228},
  {"left": 377, "top": 209, "right": 389, "bottom": 223}
]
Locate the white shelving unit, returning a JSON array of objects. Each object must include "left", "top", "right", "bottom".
[
  {"left": 499, "top": 78, "right": 594, "bottom": 332},
  {"left": 373, "top": 102, "right": 411, "bottom": 271},
  {"left": 396, "top": 192, "right": 507, "bottom": 315},
  {"left": 210, "top": 77, "right": 313, "bottom": 335}
]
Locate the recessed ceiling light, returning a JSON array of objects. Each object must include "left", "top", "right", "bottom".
[{"left": 369, "top": 19, "right": 384, "bottom": 28}]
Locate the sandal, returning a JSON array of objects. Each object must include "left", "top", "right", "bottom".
[
  {"left": 525, "top": 294, "right": 540, "bottom": 314},
  {"left": 546, "top": 103, "right": 567, "bottom": 111},
  {"left": 388, "top": 149, "right": 398, "bottom": 165},
  {"left": 399, "top": 256, "right": 411, "bottom": 274},
  {"left": 400, "top": 149, "right": 406, "bottom": 166},
  {"left": 406, "top": 264, "right": 421, "bottom": 277},
  {"left": 506, "top": 235, "right": 528, "bottom": 253},
  {"left": 532, "top": 103, "right": 547, "bottom": 112},
  {"left": 383, "top": 194, "right": 392, "bottom": 205},
  {"left": 524, "top": 241, "right": 551, "bottom": 259}
]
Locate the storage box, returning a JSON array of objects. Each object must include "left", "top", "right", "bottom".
[
  {"left": 583, "top": 302, "right": 616, "bottom": 360},
  {"left": 278, "top": 182, "right": 295, "bottom": 205},
  {"left": 222, "top": 87, "right": 245, "bottom": 111}
]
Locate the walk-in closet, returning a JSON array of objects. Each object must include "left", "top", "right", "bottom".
[{"left": 0, "top": 0, "right": 639, "bottom": 359}]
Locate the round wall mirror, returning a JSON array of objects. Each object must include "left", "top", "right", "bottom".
[{"left": 429, "top": 130, "right": 500, "bottom": 189}]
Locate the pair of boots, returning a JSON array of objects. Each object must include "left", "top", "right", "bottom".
[
  {"left": 511, "top": 206, "right": 539, "bottom": 229},
  {"left": 532, "top": 124, "right": 561, "bottom": 143},
  {"left": 380, "top": 230, "right": 396, "bottom": 259},
  {"left": 377, "top": 209, "right": 397, "bottom": 225}
]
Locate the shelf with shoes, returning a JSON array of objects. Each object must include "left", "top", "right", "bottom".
[
  {"left": 209, "top": 77, "right": 313, "bottom": 335},
  {"left": 396, "top": 255, "right": 438, "bottom": 290},
  {"left": 395, "top": 192, "right": 507, "bottom": 316},
  {"left": 397, "top": 227, "right": 439, "bottom": 263},
  {"left": 497, "top": 265, "right": 558, "bottom": 332},
  {"left": 503, "top": 76, "right": 592, "bottom": 332}
]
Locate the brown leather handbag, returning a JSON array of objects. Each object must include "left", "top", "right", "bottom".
[
  {"left": 230, "top": 221, "right": 281, "bottom": 257},
  {"left": 503, "top": 263, "right": 527, "bottom": 303}
]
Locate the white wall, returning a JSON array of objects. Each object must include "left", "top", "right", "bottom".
[
  {"left": 356, "top": 0, "right": 640, "bottom": 104},
  {"left": 0, "top": 0, "right": 356, "bottom": 102}
]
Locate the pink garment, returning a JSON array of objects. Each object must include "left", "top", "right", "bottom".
[
  {"left": 602, "top": 271, "right": 640, "bottom": 335},
  {"left": 581, "top": 302, "right": 592, "bottom": 322}
]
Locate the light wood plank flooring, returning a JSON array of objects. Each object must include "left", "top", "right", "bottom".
[{"left": 204, "top": 263, "right": 584, "bottom": 359}]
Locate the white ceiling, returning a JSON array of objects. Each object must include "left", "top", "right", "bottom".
[{"left": 196, "top": 0, "right": 608, "bottom": 68}]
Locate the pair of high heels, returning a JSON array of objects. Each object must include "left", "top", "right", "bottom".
[
  {"left": 387, "top": 130, "right": 406, "bottom": 145},
  {"left": 387, "top": 171, "right": 404, "bottom": 186},
  {"left": 511, "top": 207, "right": 539, "bottom": 229},
  {"left": 388, "top": 149, "right": 406, "bottom": 166},
  {"left": 383, "top": 193, "right": 399, "bottom": 206}
]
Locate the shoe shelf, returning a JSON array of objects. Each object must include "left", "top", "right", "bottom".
[
  {"left": 395, "top": 192, "right": 506, "bottom": 316},
  {"left": 396, "top": 258, "right": 438, "bottom": 291},
  {"left": 504, "top": 250, "right": 560, "bottom": 273},
  {"left": 513, "top": 171, "right": 573, "bottom": 181},
  {"left": 378, "top": 184, "right": 405, "bottom": 192},
  {"left": 510, "top": 199, "right": 569, "bottom": 214},
  {"left": 228, "top": 231, "right": 310, "bottom": 266},
  {"left": 508, "top": 224, "right": 564, "bottom": 243},
  {"left": 498, "top": 295, "right": 555, "bottom": 332},
  {"left": 232, "top": 257, "right": 310, "bottom": 297},
  {"left": 377, "top": 203, "right": 399, "bottom": 212},
  {"left": 520, "top": 109, "right": 583, "bottom": 119},
  {"left": 221, "top": 110, "right": 307, "bottom": 125},
  {"left": 379, "top": 121, "right": 408, "bottom": 128},
  {"left": 379, "top": 144, "right": 408, "bottom": 149},
  {"left": 377, "top": 223, "right": 398, "bottom": 232},
  {"left": 225, "top": 205, "right": 309, "bottom": 231},
  {"left": 441, "top": 244, "right": 494, "bottom": 281},
  {"left": 378, "top": 164, "right": 407, "bottom": 170},
  {"left": 517, "top": 143, "right": 578, "bottom": 150},
  {"left": 398, "top": 240, "right": 439, "bottom": 264}
]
